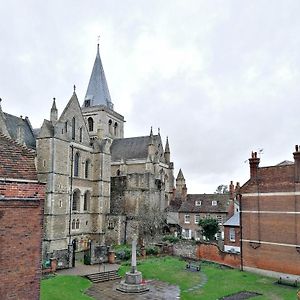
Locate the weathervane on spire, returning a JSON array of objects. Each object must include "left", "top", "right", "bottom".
[{"left": 73, "top": 85, "right": 76, "bottom": 93}]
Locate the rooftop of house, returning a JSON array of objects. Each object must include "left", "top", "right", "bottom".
[
  {"left": 178, "top": 193, "right": 229, "bottom": 213},
  {"left": 2, "top": 112, "right": 36, "bottom": 149},
  {"left": 224, "top": 213, "right": 240, "bottom": 227},
  {"left": 0, "top": 133, "right": 37, "bottom": 181},
  {"left": 165, "top": 197, "right": 183, "bottom": 212}
]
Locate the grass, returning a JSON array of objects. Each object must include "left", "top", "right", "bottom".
[
  {"left": 40, "top": 275, "right": 93, "bottom": 300},
  {"left": 119, "top": 257, "right": 298, "bottom": 300}
]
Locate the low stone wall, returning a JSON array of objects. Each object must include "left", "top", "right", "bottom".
[
  {"left": 173, "top": 241, "right": 198, "bottom": 260},
  {"left": 196, "top": 242, "right": 240, "bottom": 268}
]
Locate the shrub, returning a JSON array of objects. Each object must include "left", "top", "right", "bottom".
[
  {"left": 162, "top": 235, "right": 179, "bottom": 244},
  {"left": 146, "top": 246, "right": 159, "bottom": 256},
  {"left": 115, "top": 246, "right": 131, "bottom": 260}
]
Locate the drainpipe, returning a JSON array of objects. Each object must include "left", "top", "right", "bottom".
[
  {"left": 68, "top": 145, "right": 74, "bottom": 267},
  {"left": 239, "top": 193, "right": 243, "bottom": 271}
]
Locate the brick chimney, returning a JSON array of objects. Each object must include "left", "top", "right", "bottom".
[
  {"left": 249, "top": 151, "right": 260, "bottom": 178},
  {"left": 229, "top": 181, "right": 235, "bottom": 200},
  {"left": 227, "top": 181, "right": 235, "bottom": 219},
  {"left": 293, "top": 145, "right": 300, "bottom": 182}
]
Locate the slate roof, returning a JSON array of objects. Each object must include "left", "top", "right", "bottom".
[
  {"left": 111, "top": 135, "right": 160, "bottom": 161},
  {"left": 224, "top": 213, "right": 240, "bottom": 227},
  {"left": 83, "top": 44, "right": 113, "bottom": 109},
  {"left": 165, "top": 197, "right": 183, "bottom": 212},
  {"left": 3, "top": 113, "right": 36, "bottom": 149},
  {"left": 276, "top": 160, "right": 294, "bottom": 166},
  {"left": 178, "top": 194, "right": 229, "bottom": 213},
  {"left": 0, "top": 133, "right": 37, "bottom": 180}
]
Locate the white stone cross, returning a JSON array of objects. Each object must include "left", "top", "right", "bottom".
[{"left": 131, "top": 234, "right": 137, "bottom": 273}]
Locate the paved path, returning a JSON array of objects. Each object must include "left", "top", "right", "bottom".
[
  {"left": 85, "top": 279, "right": 180, "bottom": 300},
  {"left": 56, "top": 262, "right": 120, "bottom": 276}
]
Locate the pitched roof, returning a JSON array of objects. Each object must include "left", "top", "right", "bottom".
[
  {"left": 176, "top": 168, "right": 184, "bottom": 180},
  {"left": 178, "top": 194, "right": 229, "bottom": 213},
  {"left": 165, "top": 197, "right": 183, "bottom": 212},
  {"left": 111, "top": 135, "right": 161, "bottom": 161},
  {"left": 83, "top": 44, "right": 113, "bottom": 109},
  {"left": 224, "top": 213, "right": 240, "bottom": 226},
  {"left": 0, "top": 134, "right": 37, "bottom": 180},
  {"left": 3, "top": 113, "right": 36, "bottom": 149}
]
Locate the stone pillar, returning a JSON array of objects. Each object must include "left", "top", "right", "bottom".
[{"left": 131, "top": 234, "right": 137, "bottom": 273}]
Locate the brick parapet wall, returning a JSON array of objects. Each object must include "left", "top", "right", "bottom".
[
  {"left": 0, "top": 180, "right": 45, "bottom": 199},
  {"left": 196, "top": 242, "right": 240, "bottom": 268}
]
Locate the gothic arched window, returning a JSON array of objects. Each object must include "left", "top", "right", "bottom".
[
  {"left": 114, "top": 122, "right": 118, "bottom": 135},
  {"left": 83, "top": 191, "right": 90, "bottom": 211},
  {"left": 74, "top": 152, "right": 80, "bottom": 177},
  {"left": 72, "top": 117, "right": 76, "bottom": 140},
  {"left": 108, "top": 119, "right": 112, "bottom": 134},
  {"left": 72, "top": 189, "right": 80, "bottom": 211},
  {"left": 79, "top": 127, "right": 82, "bottom": 142},
  {"left": 88, "top": 117, "right": 94, "bottom": 132},
  {"left": 72, "top": 219, "right": 75, "bottom": 229},
  {"left": 85, "top": 160, "right": 90, "bottom": 179}
]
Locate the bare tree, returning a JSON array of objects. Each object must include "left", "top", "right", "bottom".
[{"left": 138, "top": 203, "right": 167, "bottom": 238}]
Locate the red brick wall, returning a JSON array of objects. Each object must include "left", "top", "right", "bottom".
[
  {"left": 241, "top": 193, "right": 300, "bottom": 275},
  {"left": 0, "top": 181, "right": 45, "bottom": 199},
  {"left": 0, "top": 181, "right": 44, "bottom": 300},
  {"left": 242, "top": 242, "right": 300, "bottom": 275},
  {"left": 196, "top": 242, "right": 240, "bottom": 268},
  {"left": 224, "top": 226, "right": 240, "bottom": 248}
]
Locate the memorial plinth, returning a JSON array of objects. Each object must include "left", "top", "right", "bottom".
[{"left": 117, "top": 235, "right": 149, "bottom": 293}]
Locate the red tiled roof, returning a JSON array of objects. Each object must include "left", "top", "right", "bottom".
[
  {"left": 178, "top": 194, "right": 229, "bottom": 213},
  {"left": 0, "top": 133, "right": 37, "bottom": 180}
]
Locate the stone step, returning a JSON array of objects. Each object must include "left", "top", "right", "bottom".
[{"left": 86, "top": 270, "right": 121, "bottom": 283}]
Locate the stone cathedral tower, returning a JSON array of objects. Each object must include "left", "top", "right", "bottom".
[{"left": 34, "top": 43, "right": 176, "bottom": 267}]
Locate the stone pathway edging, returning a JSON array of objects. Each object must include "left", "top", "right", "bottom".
[{"left": 184, "top": 271, "right": 208, "bottom": 292}]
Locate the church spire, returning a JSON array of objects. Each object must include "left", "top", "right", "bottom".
[
  {"left": 50, "top": 98, "right": 58, "bottom": 123},
  {"left": 164, "top": 136, "right": 170, "bottom": 163},
  {"left": 83, "top": 43, "right": 114, "bottom": 110}
]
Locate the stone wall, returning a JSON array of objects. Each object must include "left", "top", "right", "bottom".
[{"left": 173, "top": 240, "right": 198, "bottom": 260}]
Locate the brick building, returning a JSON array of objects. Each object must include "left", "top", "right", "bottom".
[
  {"left": 166, "top": 169, "right": 231, "bottom": 241},
  {"left": 0, "top": 134, "right": 45, "bottom": 300},
  {"left": 240, "top": 150, "right": 300, "bottom": 276}
]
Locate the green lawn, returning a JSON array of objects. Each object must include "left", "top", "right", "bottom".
[
  {"left": 119, "top": 257, "right": 298, "bottom": 300},
  {"left": 41, "top": 275, "right": 93, "bottom": 300},
  {"left": 41, "top": 257, "right": 298, "bottom": 300}
]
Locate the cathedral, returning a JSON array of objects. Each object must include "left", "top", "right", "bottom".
[{"left": 0, "top": 44, "right": 175, "bottom": 268}]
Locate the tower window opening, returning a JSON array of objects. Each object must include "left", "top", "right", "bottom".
[{"left": 88, "top": 117, "right": 94, "bottom": 132}]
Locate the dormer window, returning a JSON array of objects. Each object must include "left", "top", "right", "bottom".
[
  {"left": 212, "top": 200, "right": 217, "bottom": 206},
  {"left": 195, "top": 200, "right": 202, "bottom": 206}
]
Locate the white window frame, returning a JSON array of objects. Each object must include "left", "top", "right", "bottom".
[
  {"left": 195, "top": 200, "right": 202, "bottom": 206},
  {"left": 195, "top": 214, "right": 200, "bottom": 224},
  {"left": 229, "top": 228, "right": 235, "bottom": 242},
  {"left": 182, "top": 228, "right": 191, "bottom": 239},
  {"left": 212, "top": 200, "right": 217, "bottom": 206},
  {"left": 184, "top": 214, "right": 190, "bottom": 224}
]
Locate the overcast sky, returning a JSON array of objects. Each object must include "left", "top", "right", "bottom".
[{"left": 1, "top": 0, "right": 300, "bottom": 193}]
